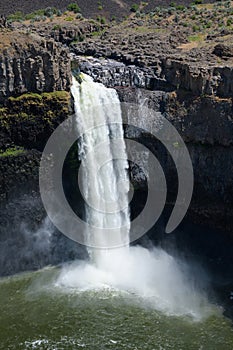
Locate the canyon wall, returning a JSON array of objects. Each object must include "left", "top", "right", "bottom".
[
  {"left": 77, "top": 57, "right": 233, "bottom": 233},
  {"left": 0, "top": 32, "right": 71, "bottom": 102},
  {"left": 0, "top": 25, "right": 232, "bottom": 275},
  {"left": 78, "top": 56, "right": 233, "bottom": 98},
  {"left": 0, "top": 32, "right": 85, "bottom": 276}
]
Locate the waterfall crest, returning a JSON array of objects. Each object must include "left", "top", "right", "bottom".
[{"left": 71, "top": 74, "right": 130, "bottom": 260}]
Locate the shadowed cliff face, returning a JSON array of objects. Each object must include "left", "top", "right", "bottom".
[
  {"left": 0, "top": 31, "right": 71, "bottom": 102},
  {"left": 0, "top": 90, "right": 72, "bottom": 201},
  {"left": 0, "top": 28, "right": 78, "bottom": 275},
  {"left": 77, "top": 57, "right": 233, "bottom": 234}
]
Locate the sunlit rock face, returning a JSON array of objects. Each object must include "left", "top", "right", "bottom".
[
  {"left": 0, "top": 32, "right": 71, "bottom": 102},
  {"left": 76, "top": 56, "right": 233, "bottom": 98}
]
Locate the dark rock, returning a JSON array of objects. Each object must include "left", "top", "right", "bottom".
[
  {"left": 0, "top": 32, "right": 71, "bottom": 102},
  {"left": 213, "top": 44, "right": 233, "bottom": 58}
]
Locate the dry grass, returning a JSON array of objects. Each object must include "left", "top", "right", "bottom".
[
  {"left": 177, "top": 42, "right": 199, "bottom": 51},
  {"left": 0, "top": 31, "right": 13, "bottom": 50}
]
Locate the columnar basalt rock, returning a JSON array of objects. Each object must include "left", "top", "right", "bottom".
[
  {"left": 76, "top": 56, "right": 233, "bottom": 98},
  {"left": 0, "top": 32, "right": 71, "bottom": 102}
]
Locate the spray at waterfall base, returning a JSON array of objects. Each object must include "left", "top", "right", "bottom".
[{"left": 38, "top": 74, "right": 216, "bottom": 319}]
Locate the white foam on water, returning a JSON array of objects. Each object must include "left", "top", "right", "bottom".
[{"left": 56, "top": 245, "right": 214, "bottom": 320}]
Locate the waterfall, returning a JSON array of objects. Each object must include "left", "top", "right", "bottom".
[
  {"left": 71, "top": 74, "right": 130, "bottom": 263},
  {"left": 56, "top": 73, "right": 210, "bottom": 319}
]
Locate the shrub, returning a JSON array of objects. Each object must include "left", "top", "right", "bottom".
[
  {"left": 193, "top": 0, "right": 203, "bottom": 4},
  {"left": 44, "top": 7, "right": 58, "bottom": 17},
  {"left": 8, "top": 11, "right": 24, "bottom": 22},
  {"left": 176, "top": 5, "right": 185, "bottom": 11},
  {"left": 76, "top": 13, "right": 83, "bottom": 19},
  {"left": 96, "top": 15, "right": 106, "bottom": 24},
  {"left": 100, "top": 16, "right": 106, "bottom": 24},
  {"left": 53, "top": 24, "right": 61, "bottom": 30},
  {"left": 67, "top": 3, "right": 81, "bottom": 13},
  {"left": 131, "top": 4, "right": 139, "bottom": 12},
  {"left": 192, "top": 24, "right": 200, "bottom": 31},
  {"left": 65, "top": 16, "right": 74, "bottom": 21},
  {"left": 25, "top": 9, "right": 45, "bottom": 20},
  {"left": 34, "top": 16, "right": 41, "bottom": 22}
]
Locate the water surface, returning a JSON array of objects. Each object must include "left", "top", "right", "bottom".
[{"left": 0, "top": 267, "right": 233, "bottom": 350}]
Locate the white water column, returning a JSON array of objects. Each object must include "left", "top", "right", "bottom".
[{"left": 71, "top": 74, "right": 130, "bottom": 262}]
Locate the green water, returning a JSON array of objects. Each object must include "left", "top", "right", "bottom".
[{"left": 0, "top": 268, "right": 233, "bottom": 350}]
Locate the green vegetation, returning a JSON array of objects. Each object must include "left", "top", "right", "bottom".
[
  {"left": 9, "top": 93, "right": 43, "bottom": 103},
  {"left": 7, "top": 11, "right": 24, "bottom": 22},
  {"left": 176, "top": 5, "right": 185, "bottom": 11},
  {"left": 65, "top": 16, "right": 74, "bottom": 21},
  {"left": 98, "top": 5, "right": 103, "bottom": 11},
  {"left": 96, "top": 16, "right": 106, "bottom": 24},
  {"left": 44, "top": 7, "right": 58, "bottom": 17},
  {"left": 42, "top": 91, "right": 70, "bottom": 102},
  {"left": 7, "top": 3, "right": 82, "bottom": 23},
  {"left": 90, "top": 30, "right": 104, "bottom": 37},
  {"left": 0, "top": 91, "right": 70, "bottom": 152},
  {"left": 0, "top": 147, "right": 25, "bottom": 158},
  {"left": 188, "top": 34, "right": 204, "bottom": 41},
  {"left": 67, "top": 3, "right": 81, "bottom": 13},
  {"left": 8, "top": 7, "right": 61, "bottom": 22},
  {"left": 6, "top": 0, "right": 233, "bottom": 48},
  {"left": 192, "top": 24, "right": 201, "bottom": 32},
  {"left": 76, "top": 13, "right": 83, "bottom": 20},
  {"left": 127, "top": 0, "right": 232, "bottom": 37},
  {"left": 53, "top": 24, "right": 61, "bottom": 30},
  {"left": 5, "top": 91, "right": 70, "bottom": 117},
  {"left": 131, "top": 4, "right": 140, "bottom": 13}
]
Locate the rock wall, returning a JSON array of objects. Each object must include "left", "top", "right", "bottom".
[
  {"left": 0, "top": 89, "right": 71, "bottom": 200},
  {"left": 77, "top": 56, "right": 233, "bottom": 98},
  {"left": 77, "top": 57, "right": 233, "bottom": 233},
  {"left": 0, "top": 32, "right": 71, "bottom": 102},
  {"left": 0, "top": 89, "right": 88, "bottom": 276}
]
